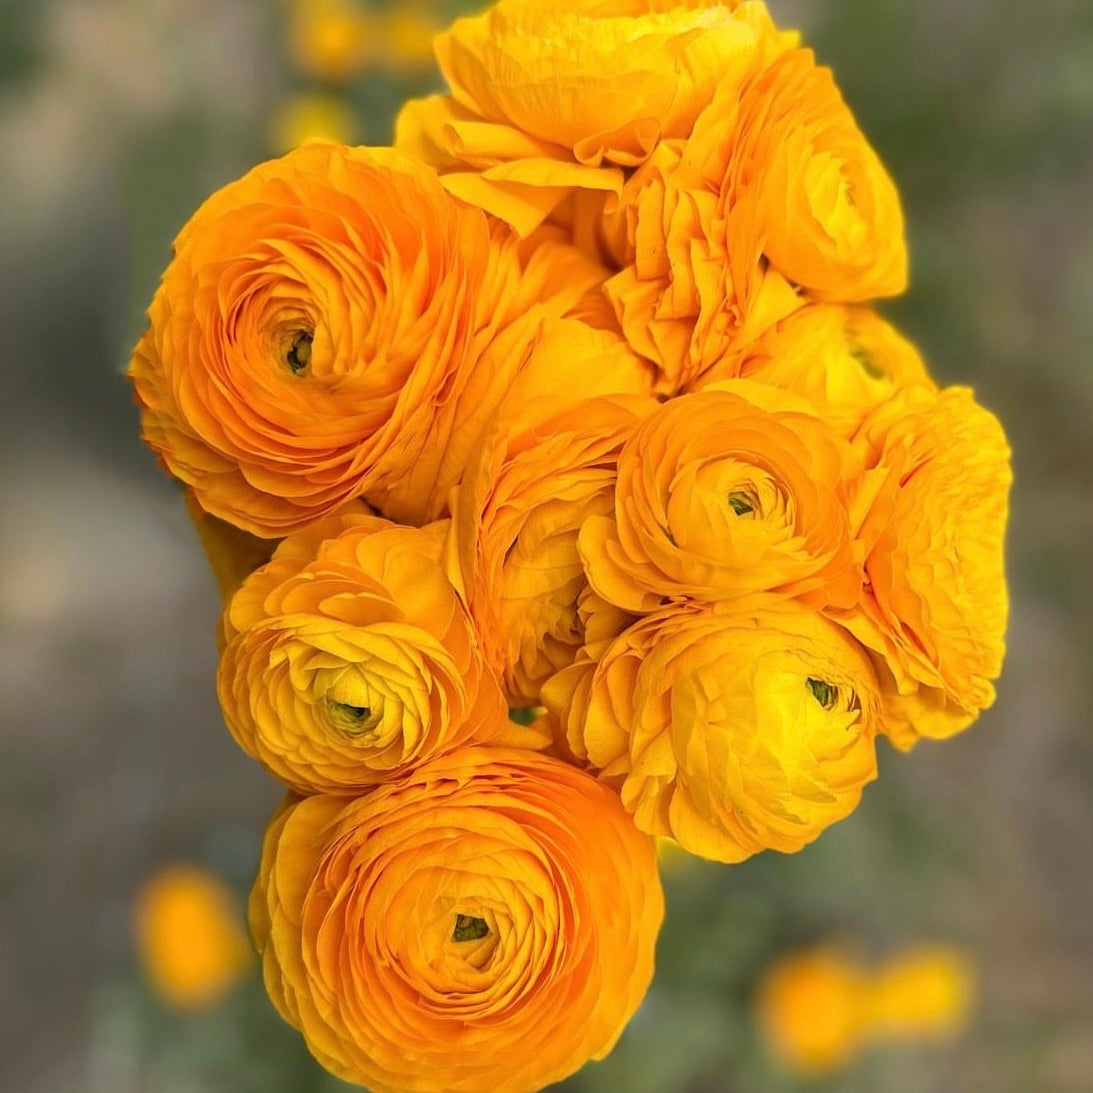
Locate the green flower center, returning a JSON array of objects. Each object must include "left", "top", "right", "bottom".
[
  {"left": 806, "top": 677, "right": 838, "bottom": 710},
  {"left": 286, "top": 331, "right": 312, "bottom": 375},
  {"left": 452, "top": 914, "right": 490, "bottom": 942}
]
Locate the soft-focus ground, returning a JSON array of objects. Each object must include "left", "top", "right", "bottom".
[{"left": 2, "top": 1, "right": 1092, "bottom": 1091}]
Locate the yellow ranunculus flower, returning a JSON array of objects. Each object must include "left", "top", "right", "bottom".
[
  {"left": 608, "top": 45, "right": 907, "bottom": 390},
  {"left": 756, "top": 948, "right": 869, "bottom": 1076},
  {"left": 449, "top": 391, "right": 656, "bottom": 706},
  {"left": 128, "top": 144, "right": 611, "bottom": 535},
  {"left": 396, "top": 0, "right": 793, "bottom": 236},
  {"left": 250, "top": 748, "right": 664, "bottom": 1093},
  {"left": 218, "top": 513, "right": 507, "bottom": 794},
  {"left": 698, "top": 303, "right": 936, "bottom": 431},
  {"left": 579, "top": 381, "right": 860, "bottom": 614},
  {"left": 543, "top": 602, "right": 880, "bottom": 863},
  {"left": 134, "top": 864, "right": 252, "bottom": 1010},
  {"left": 841, "top": 386, "right": 1011, "bottom": 741}
]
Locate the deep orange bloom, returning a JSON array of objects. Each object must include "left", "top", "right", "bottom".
[
  {"left": 251, "top": 748, "right": 663, "bottom": 1093},
  {"left": 129, "top": 144, "right": 610, "bottom": 535}
]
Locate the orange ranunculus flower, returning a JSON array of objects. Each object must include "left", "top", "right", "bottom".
[
  {"left": 579, "top": 382, "right": 860, "bottom": 614},
  {"left": 697, "top": 304, "right": 936, "bottom": 430},
  {"left": 250, "top": 747, "right": 663, "bottom": 1093},
  {"left": 396, "top": 0, "right": 793, "bottom": 237},
  {"left": 840, "top": 386, "right": 1011, "bottom": 741},
  {"left": 135, "top": 864, "right": 253, "bottom": 1010},
  {"left": 129, "top": 143, "right": 610, "bottom": 536},
  {"left": 608, "top": 46, "right": 906, "bottom": 390},
  {"left": 755, "top": 948, "right": 869, "bottom": 1076},
  {"left": 218, "top": 513, "right": 507, "bottom": 794},
  {"left": 542, "top": 602, "right": 880, "bottom": 863},
  {"left": 449, "top": 391, "right": 656, "bottom": 706}
]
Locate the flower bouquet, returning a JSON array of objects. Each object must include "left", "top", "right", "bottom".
[{"left": 128, "top": 2, "right": 1011, "bottom": 1090}]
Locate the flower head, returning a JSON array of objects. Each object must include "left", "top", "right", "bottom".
[
  {"left": 129, "top": 143, "right": 605, "bottom": 534},
  {"left": 219, "top": 513, "right": 506, "bottom": 793},
  {"left": 251, "top": 748, "right": 663, "bottom": 1093},
  {"left": 544, "top": 602, "right": 879, "bottom": 862}
]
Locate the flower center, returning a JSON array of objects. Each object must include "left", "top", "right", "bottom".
[
  {"left": 327, "top": 700, "right": 378, "bottom": 734},
  {"left": 806, "top": 677, "right": 838, "bottom": 710},
  {"left": 285, "top": 331, "right": 312, "bottom": 375},
  {"left": 451, "top": 914, "right": 490, "bottom": 942},
  {"left": 727, "top": 490, "right": 757, "bottom": 517}
]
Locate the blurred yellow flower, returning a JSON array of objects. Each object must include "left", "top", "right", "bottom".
[
  {"left": 757, "top": 942, "right": 977, "bottom": 1076},
  {"left": 269, "top": 91, "right": 357, "bottom": 152},
  {"left": 756, "top": 948, "right": 869, "bottom": 1076},
  {"left": 134, "top": 864, "right": 252, "bottom": 1010},
  {"left": 379, "top": 7, "right": 440, "bottom": 72},
  {"left": 287, "top": 0, "right": 373, "bottom": 83},
  {"left": 866, "top": 945, "right": 976, "bottom": 1041}
]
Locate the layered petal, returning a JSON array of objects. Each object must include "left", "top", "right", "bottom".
[
  {"left": 609, "top": 44, "right": 906, "bottom": 389},
  {"left": 397, "top": 0, "right": 793, "bottom": 236},
  {"left": 448, "top": 392, "right": 656, "bottom": 705}
]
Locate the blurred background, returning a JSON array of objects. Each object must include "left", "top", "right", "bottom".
[{"left": 2, "top": 0, "right": 1092, "bottom": 1090}]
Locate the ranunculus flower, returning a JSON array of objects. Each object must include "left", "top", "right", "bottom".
[
  {"left": 838, "top": 386, "right": 1012, "bottom": 738},
  {"left": 542, "top": 602, "right": 880, "bottom": 863},
  {"left": 218, "top": 513, "right": 506, "bottom": 794},
  {"left": 250, "top": 747, "right": 663, "bottom": 1093},
  {"left": 697, "top": 304, "right": 936, "bottom": 431},
  {"left": 449, "top": 391, "right": 656, "bottom": 706},
  {"left": 129, "top": 143, "right": 611, "bottom": 536},
  {"left": 608, "top": 45, "right": 906, "bottom": 390},
  {"left": 396, "top": 0, "right": 792, "bottom": 237},
  {"left": 579, "top": 382, "right": 860, "bottom": 614}
]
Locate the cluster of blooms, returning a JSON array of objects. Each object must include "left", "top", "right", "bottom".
[{"left": 129, "top": 1, "right": 1011, "bottom": 1090}]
